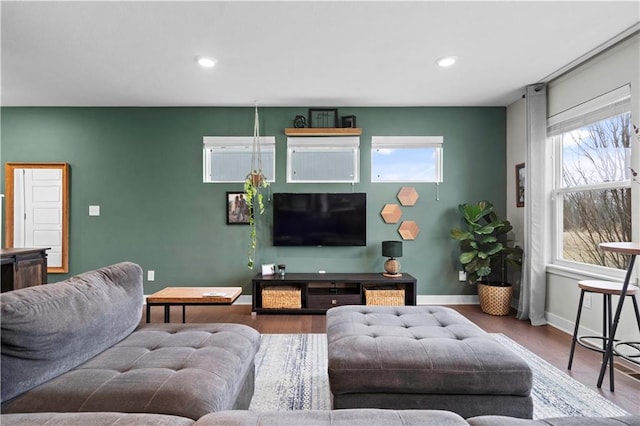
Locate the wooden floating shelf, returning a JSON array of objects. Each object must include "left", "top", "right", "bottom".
[{"left": 285, "top": 128, "right": 362, "bottom": 136}]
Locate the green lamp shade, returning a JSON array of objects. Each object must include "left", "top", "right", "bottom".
[{"left": 382, "top": 241, "right": 403, "bottom": 258}]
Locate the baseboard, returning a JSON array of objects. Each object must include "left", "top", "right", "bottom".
[
  {"left": 545, "top": 310, "right": 597, "bottom": 337},
  {"left": 236, "top": 295, "right": 252, "bottom": 305},
  {"left": 417, "top": 294, "right": 479, "bottom": 305}
]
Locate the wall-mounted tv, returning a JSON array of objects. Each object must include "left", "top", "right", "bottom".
[{"left": 273, "top": 193, "right": 366, "bottom": 247}]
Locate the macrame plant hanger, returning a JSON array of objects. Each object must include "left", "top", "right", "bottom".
[{"left": 250, "top": 103, "right": 262, "bottom": 180}]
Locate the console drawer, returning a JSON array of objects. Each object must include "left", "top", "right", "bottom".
[{"left": 307, "top": 294, "right": 361, "bottom": 309}]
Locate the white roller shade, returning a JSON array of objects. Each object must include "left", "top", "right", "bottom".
[
  {"left": 203, "top": 136, "right": 275, "bottom": 183},
  {"left": 287, "top": 136, "right": 359, "bottom": 183}
]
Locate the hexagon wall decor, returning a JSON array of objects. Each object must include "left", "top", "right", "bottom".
[
  {"left": 397, "top": 187, "right": 419, "bottom": 206},
  {"left": 398, "top": 220, "right": 420, "bottom": 240},
  {"left": 380, "top": 204, "right": 402, "bottom": 224}
]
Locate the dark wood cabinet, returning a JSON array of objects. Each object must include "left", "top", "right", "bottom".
[
  {"left": 1, "top": 248, "right": 49, "bottom": 292},
  {"left": 252, "top": 272, "right": 417, "bottom": 314}
]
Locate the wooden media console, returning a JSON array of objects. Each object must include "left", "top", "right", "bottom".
[{"left": 251, "top": 272, "right": 417, "bottom": 314}]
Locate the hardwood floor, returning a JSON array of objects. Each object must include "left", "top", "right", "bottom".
[{"left": 143, "top": 304, "right": 640, "bottom": 414}]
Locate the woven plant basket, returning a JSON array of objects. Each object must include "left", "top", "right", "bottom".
[
  {"left": 477, "top": 283, "right": 513, "bottom": 316},
  {"left": 262, "top": 286, "right": 301, "bottom": 309},
  {"left": 364, "top": 289, "right": 405, "bottom": 306}
]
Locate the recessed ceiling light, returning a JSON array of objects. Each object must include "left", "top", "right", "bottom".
[
  {"left": 436, "top": 56, "right": 458, "bottom": 68},
  {"left": 196, "top": 56, "right": 217, "bottom": 68}
]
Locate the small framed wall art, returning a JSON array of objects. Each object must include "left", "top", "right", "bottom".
[
  {"left": 227, "top": 191, "right": 250, "bottom": 225},
  {"left": 308, "top": 108, "right": 338, "bottom": 128},
  {"left": 515, "top": 163, "right": 525, "bottom": 208}
]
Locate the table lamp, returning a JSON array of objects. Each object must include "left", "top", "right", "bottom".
[{"left": 382, "top": 240, "right": 403, "bottom": 277}]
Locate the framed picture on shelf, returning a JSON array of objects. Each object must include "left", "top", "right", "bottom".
[
  {"left": 341, "top": 115, "right": 357, "bottom": 128},
  {"left": 226, "top": 192, "right": 250, "bottom": 225},
  {"left": 308, "top": 108, "right": 338, "bottom": 128},
  {"left": 515, "top": 163, "right": 525, "bottom": 208}
]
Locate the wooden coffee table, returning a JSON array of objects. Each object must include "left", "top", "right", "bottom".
[{"left": 146, "top": 286, "right": 242, "bottom": 323}]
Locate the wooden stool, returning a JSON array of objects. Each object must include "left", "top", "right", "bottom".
[{"left": 567, "top": 280, "right": 640, "bottom": 391}]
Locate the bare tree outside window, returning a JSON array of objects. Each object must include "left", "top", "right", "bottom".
[{"left": 558, "top": 112, "right": 632, "bottom": 269}]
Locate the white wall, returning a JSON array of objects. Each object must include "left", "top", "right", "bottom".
[
  {"left": 506, "top": 97, "right": 526, "bottom": 300},
  {"left": 506, "top": 33, "right": 640, "bottom": 342},
  {"left": 506, "top": 98, "right": 526, "bottom": 247}
]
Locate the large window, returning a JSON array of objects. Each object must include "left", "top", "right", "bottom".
[
  {"left": 371, "top": 136, "right": 443, "bottom": 182},
  {"left": 548, "top": 87, "right": 632, "bottom": 271}
]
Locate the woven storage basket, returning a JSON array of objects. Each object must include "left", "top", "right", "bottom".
[
  {"left": 477, "top": 283, "right": 513, "bottom": 316},
  {"left": 262, "top": 286, "right": 302, "bottom": 309},
  {"left": 365, "top": 288, "right": 405, "bottom": 306}
]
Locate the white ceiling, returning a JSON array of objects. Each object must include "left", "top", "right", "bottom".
[{"left": 2, "top": 1, "right": 639, "bottom": 107}]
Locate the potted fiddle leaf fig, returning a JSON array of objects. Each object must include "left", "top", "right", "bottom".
[{"left": 450, "top": 200, "right": 523, "bottom": 315}]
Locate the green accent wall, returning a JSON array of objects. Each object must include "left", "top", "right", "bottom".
[{"left": 1, "top": 106, "right": 506, "bottom": 296}]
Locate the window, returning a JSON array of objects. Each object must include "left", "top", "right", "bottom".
[
  {"left": 287, "top": 136, "right": 359, "bottom": 183},
  {"left": 548, "top": 86, "right": 632, "bottom": 271},
  {"left": 203, "top": 136, "right": 275, "bottom": 183},
  {"left": 371, "top": 136, "right": 443, "bottom": 182}
]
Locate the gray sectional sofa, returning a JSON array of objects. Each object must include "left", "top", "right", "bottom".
[
  {"left": 2, "top": 262, "right": 638, "bottom": 425},
  {"left": 1, "top": 262, "right": 260, "bottom": 419},
  {"left": 2, "top": 410, "right": 640, "bottom": 425}
]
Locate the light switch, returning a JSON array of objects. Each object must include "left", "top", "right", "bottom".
[{"left": 89, "top": 205, "right": 100, "bottom": 216}]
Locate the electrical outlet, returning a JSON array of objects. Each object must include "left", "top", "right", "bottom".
[
  {"left": 147, "top": 270, "right": 155, "bottom": 281},
  {"left": 458, "top": 271, "right": 467, "bottom": 281},
  {"left": 583, "top": 292, "right": 592, "bottom": 309}
]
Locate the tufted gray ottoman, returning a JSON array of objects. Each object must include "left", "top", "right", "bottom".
[{"left": 326, "top": 305, "right": 533, "bottom": 419}]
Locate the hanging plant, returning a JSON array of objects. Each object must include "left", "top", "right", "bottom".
[{"left": 245, "top": 104, "right": 270, "bottom": 269}]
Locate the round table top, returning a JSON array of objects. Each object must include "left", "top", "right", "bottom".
[
  {"left": 599, "top": 242, "right": 640, "bottom": 255},
  {"left": 578, "top": 280, "right": 639, "bottom": 295}
]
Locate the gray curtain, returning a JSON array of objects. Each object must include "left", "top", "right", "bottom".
[{"left": 517, "top": 84, "right": 548, "bottom": 326}]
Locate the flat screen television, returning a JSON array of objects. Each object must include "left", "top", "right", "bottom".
[{"left": 272, "top": 193, "right": 366, "bottom": 246}]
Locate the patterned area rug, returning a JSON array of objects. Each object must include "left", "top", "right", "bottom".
[
  {"left": 250, "top": 333, "right": 330, "bottom": 410},
  {"left": 249, "top": 333, "right": 629, "bottom": 418},
  {"left": 491, "top": 333, "right": 628, "bottom": 418}
]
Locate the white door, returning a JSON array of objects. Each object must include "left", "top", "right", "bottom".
[{"left": 13, "top": 168, "right": 62, "bottom": 268}]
